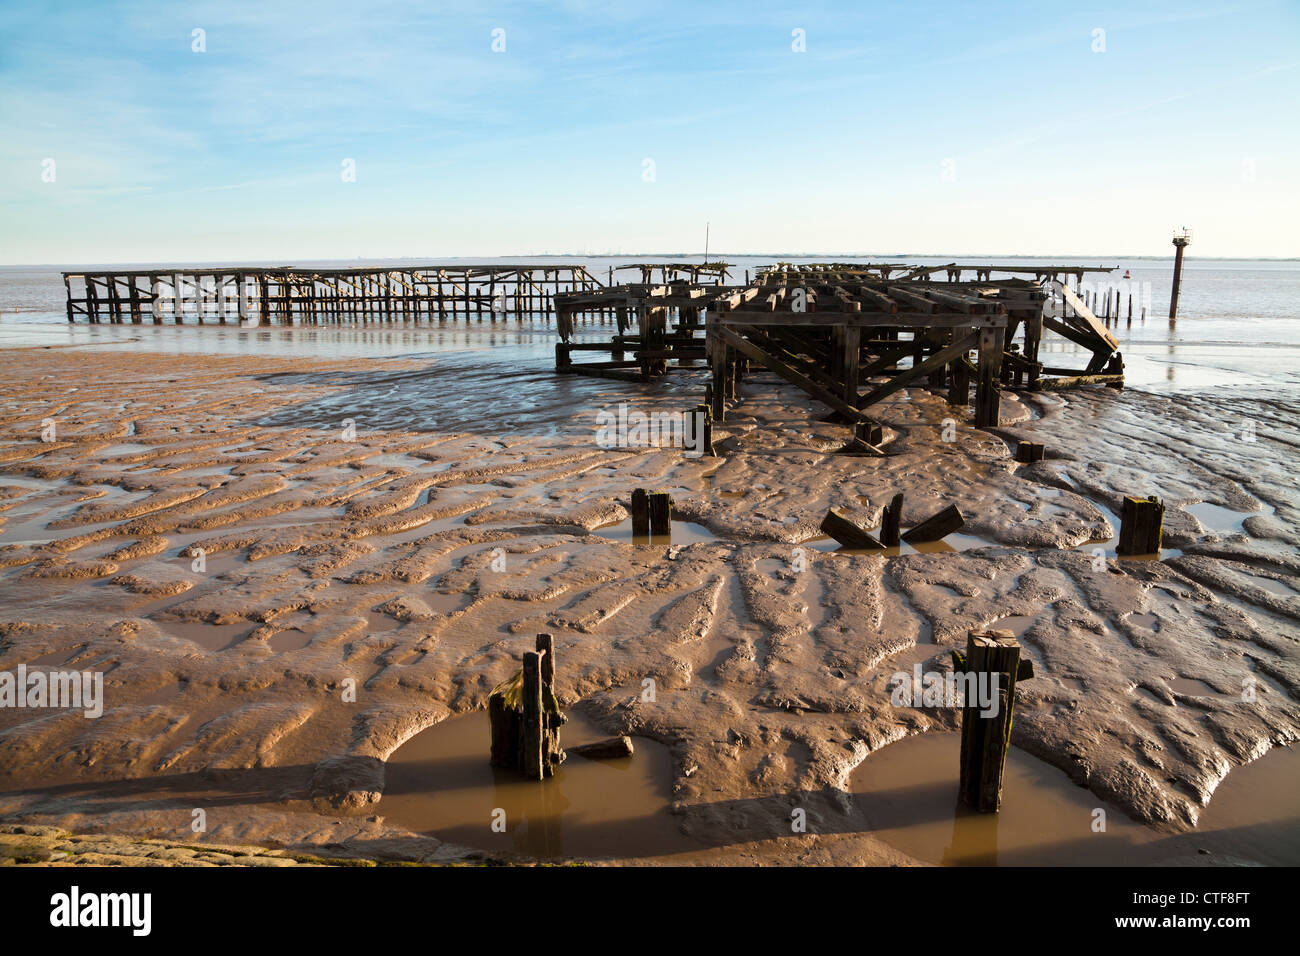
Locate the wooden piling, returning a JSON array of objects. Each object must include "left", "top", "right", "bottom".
[
  {"left": 1117, "top": 495, "right": 1164, "bottom": 555},
  {"left": 694, "top": 403, "right": 715, "bottom": 457},
  {"left": 973, "top": 327, "right": 1003, "bottom": 429},
  {"left": 880, "top": 493, "right": 903, "bottom": 547},
  {"left": 649, "top": 492, "right": 672, "bottom": 535},
  {"left": 631, "top": 488, "right": 650, "bottom": 536},
  {"left": 954, "top": 629, "right": 1033, "bottom": 812},
  {"left": 1014, "top": 441, "right": 1045, "bottom": 463},
  {"left": 520, "top": 651, "right": 545, "bottom": 780}
]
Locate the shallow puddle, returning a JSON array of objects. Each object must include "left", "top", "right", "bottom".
[
  {"left": 379, "top": 708, "right": 698, "bottom": 860},
  {"left": 1185, "top": 501, "right": 1263, "bottom": 534},
  {"left": 1168, "top": 676, "right": 1221, "bottom": 697},
  {"left": 851, "top": 732, "right": 1300, "bottom": 865},
  {"left": 591, "top": 517, "right": 718, "bottom": 546},
  {"left": 803, "top": 527, "right": 997, "bottom": 556},
  {"left": 161, "top": 620, "right": 254, "bottom": 652}
]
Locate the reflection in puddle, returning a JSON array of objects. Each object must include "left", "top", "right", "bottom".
[
  {"left": 591, "top": 517, "right": 718, "bottom": 546},
  {"left": 852, "top": 732, "right": 1300, "bottom": 865},
  {"left": 380, "top": 709, "right": 699, "bottom": 860}
]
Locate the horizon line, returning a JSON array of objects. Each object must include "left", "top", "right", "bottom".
[{"left": 3, "top": 252, "right": 1297, "bottom": 269}]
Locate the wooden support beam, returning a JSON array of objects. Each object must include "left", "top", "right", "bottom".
[
  {"left": 856, "top": 332, "right": 977, "bottom": 410},
  {"left": 819, "top": 509, "right": 884, "bottom": 550},
  {"left": 901, "top": 504, "right": 964, "bottom": 543},
  {"left": 716, "top": 325, "right": 869, "bottom": 424}
]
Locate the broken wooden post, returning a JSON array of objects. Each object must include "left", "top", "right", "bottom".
[
  {"left": 649, "top": 492, "right": 672, "bottom": 535},
  {"left": 567, "top": 736, "right": 634, "bottom": 760},
  {"left": 631, "top": 488, "right": 650, "bottom": 536},
  {"left": 901, "top": 504, "right": 964, "bottom": 543},
  {"left": 1117, "top": 495, "right": 1164, "bottom": 555},
  {"left": 536, "top": 632, "right": 555, "bottom": 689},
  {"left": 954, "top": 629, "right": 1034, "bottom": 812},
  {"left": 521, "top": 650, "right": 545, "bottom": 780},
  {"left": 488, "top": 636, "right": 566, "bottom": 779},
  {"left": 837, "top": 419, "right": 885, "bottom": 457},
  {"left": 694, "top": 403, "right": 715, "bottom": 457},
  {"left": 855, "top": 420, "right": 883, "bottom": 446},
  {"left": 820, "top": 509, "right": 884, "bottom": 550},
  {"left": 880, "top": 492, "right": 903, "bottom": 547},
  {"left": 1014, "top": 441, "right": 1045, "bottom": 463}
]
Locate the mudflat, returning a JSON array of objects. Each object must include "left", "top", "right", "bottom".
[{"left": 0, "top": 346, "right": 1296, "bottom": 865}]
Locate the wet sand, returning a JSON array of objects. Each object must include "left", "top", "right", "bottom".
[{"left": 0, "top": 333, "right": 1296, "bottom": 866}]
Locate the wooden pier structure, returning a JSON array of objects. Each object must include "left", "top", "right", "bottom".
[
  {"left": 64, "top": 257, "right": 1127, "bottom": 432},
  {"left": 555, "top": 262, "right": 1122, "bottom": 430},
  {"left": 62, "top": 264, "right": 605, "bottom": 325}
]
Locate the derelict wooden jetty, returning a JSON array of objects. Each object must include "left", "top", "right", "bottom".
[
  {"left": 63, "top": 257, "right": 1127, "bottom": 430},
  {"left": 554, "top": 262, "right": 1122, "bottom": 429},
  {"left": 61, "top": 264, "right": 604, "bottom": 324}
]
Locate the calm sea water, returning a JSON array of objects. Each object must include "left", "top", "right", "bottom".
[{"left": 1, "top": 256, "right": 1297, "bottom": 394}]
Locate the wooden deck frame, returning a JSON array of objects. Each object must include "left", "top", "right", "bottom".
[
  {"left": 705, "top": 269, "right": 1121, "bottom": 429},
  {"left": 62, "top": 264, "right": 605, "bottom": 325}
]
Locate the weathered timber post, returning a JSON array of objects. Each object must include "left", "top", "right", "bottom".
[
  {"left": 947, "top": 355, "right": 970, "bottom": 406},
  {"left": 1014, "top": 441, "right": 1045, "bottom": 463},
  {"left": 842, "top": 325, "right": 861, "bottom": 406},
  {"left": 973, "top": 326, "right": 1004, "bottom": 429},
  {"left": 694, "top": 403, "right": 715, "bottom": 458},
  {"left": 954, "top": 629, "right": 1033, "bottom": 812},
  {"left": 631, "top": 488, "right": 650, "bottom": 536},
  {"left": 855, "top": 420, "right": 883, "bottom": 446},
  {"left": 521, "top": 651, "right": 544, "bottom": 779},
  {"left": 1117, "top": 495, "right": 1164, "bottom": 555},
  {"left": 488, "top": 635, "right": 566, "bottom": 780},
  {"left": 649, "top": 492, "right": 671, "bottom": 536},
  {"left": 709, "top": 328, "right": 727, "bottom": 422},
  {"left": 880, "top": 492, "right": 903, "bottom": 547}
]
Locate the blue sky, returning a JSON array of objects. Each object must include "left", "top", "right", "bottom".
[{"left": 1, "top": 0, "right": 1297, "bottom": 263}]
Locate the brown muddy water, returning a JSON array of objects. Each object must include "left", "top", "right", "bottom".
[
  {"left": 379, "top": 709, "right": 701, "bottom": 860},
  {"left": 850, "top": 732, "right": 1300, "bottom": 866}
]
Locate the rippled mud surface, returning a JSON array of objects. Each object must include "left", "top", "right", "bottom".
[{"left": 0, "top": 342, "right": 1296, "bottom": 865}]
